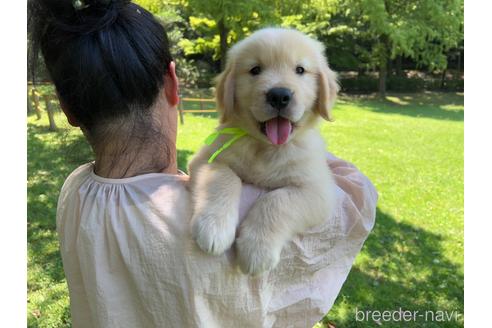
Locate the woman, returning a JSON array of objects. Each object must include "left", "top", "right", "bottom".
[{"left": 29, "top": 0, "right": 377, "bottom": 327}]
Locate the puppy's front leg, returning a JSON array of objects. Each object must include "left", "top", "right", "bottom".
[
  {"left": 190, "top": 163, "right": 242, "bottom": 255},
  {"left": 236, "top": 185, "right": 333, "bottom": 274}
]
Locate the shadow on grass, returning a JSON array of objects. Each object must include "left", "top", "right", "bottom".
[
  {"left": 342, "top": 92, "right": 464, "bottom": 122},
  {"left": 28, "top": 124, "right": 94, "bottom": 284},
  {"left": 325, "top": 208, "right": 463, "bottom": 327},
  {"left": 27, "top": 123, "right": 93, "bottom": 326}
]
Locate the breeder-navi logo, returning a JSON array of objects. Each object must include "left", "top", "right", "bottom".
[{"left": 355, "top": 307, "right": 462, "bottom": 323}]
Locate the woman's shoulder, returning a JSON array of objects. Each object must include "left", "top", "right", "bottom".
[
  {"left": 56, "top": 163, "right": 192, "bottom": 241},
  {"left": 57, "top": 163, "right": 190, "bottom": 217},
  {"left": 59, "top": 162, "right": 95, "bottom": 197},
  {"left": 60, "top": 163, "right": 189, "bottom": 194}
]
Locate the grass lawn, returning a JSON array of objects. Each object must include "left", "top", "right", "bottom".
[{"left": 27, "top": 92, "right": 463, "bottom": 327}]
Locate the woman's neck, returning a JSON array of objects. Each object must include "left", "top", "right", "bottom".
[
  {"left": 89, "top": 93, "right": 179, "bottom": 179},
  {"left": 94, "top": 140, "right": 178, "bottom": 178},
  {"left": 91, "top": 120, "right": 178, "bottom": 178}
]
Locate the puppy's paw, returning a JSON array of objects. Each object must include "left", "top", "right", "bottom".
[
  {"left": 236, "top": 231, "right": 281, "bottom": 275},
  {"left": 191, "top": 212, "right": 237, "bottom": 255}
]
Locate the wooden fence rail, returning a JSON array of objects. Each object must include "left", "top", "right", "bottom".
[
  {"left": 28, "top": 84, "right": 216, "bottom": 126},
  {"left": 177, "top": 97, "right": 216, "bottom": 124}
]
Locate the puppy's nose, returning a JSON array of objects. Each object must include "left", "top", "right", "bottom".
[{"left": 266, "top": 87, "right": 292, "bottom": 110}]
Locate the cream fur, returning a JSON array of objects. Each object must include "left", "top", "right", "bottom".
[{"left": 188, "top": 28, "right": 339, "bottom": 275}]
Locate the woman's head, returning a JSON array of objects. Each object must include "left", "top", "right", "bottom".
[{"left": 28, "top": 0, "right": 179, "bottom": 175}]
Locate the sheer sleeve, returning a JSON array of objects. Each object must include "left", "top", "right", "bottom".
[{"left": 237, "top": 153, "right": 378, "bottom": 327}]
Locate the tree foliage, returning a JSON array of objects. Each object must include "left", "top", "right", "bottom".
[
  {"left": 135, "top": 0, "right": 202, "bottom": 88},
  {"left": 99, "top": 0, "right": 465, "bottom": 94},
  {"left": 184, "top": 0, "right": 278, "bottom": 69},
  {"left": 340, "top": 0, "right": 463, "bottom": 94},
  {"left": 344, "top": 0, "right": 463, "bottom": 67}
]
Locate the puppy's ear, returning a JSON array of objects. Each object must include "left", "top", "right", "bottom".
[
  {"left": 215, "top": 57, "right": 235, "bottom": 124},
  {"left": 316, "top": 58, "right": 339, "bottom": 121}
]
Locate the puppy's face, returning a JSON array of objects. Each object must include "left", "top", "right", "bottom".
[{"left": 216, "top": 28, "right": 339, "bottom": 145}]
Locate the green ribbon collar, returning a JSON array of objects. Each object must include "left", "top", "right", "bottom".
[{"left": 204, "top": 127, "right": 248, "bottom": 163}]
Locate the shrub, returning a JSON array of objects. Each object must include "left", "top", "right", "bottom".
[
  {"left": 339, "top": 75, "right": 463, "bottom": 93},
  {"left": 426, "top": 79, "right": 464, "bottom": 92},
  {"left": 339, "top": 76, "right": 379, "bottom": 93},
  {"left": 387, "top": 76, "right": 425, "bottom": 92}
]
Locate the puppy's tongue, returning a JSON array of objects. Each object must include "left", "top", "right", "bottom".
[{"left": 265, "top": 117, "right": 292, "bottom": 145}]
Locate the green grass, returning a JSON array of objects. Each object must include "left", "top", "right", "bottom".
[{"left": 27, "top": 92, "right": 463, "bottom": 327}]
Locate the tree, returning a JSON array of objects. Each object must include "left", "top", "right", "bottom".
[
  {"left": 135, "top": 0, "right": 202, "bottom": 88},
  {"left": 184, "top": 0, "right": 277, "bottom": 70},
  {"left": 276, "top": 0, "right": 368, "bottom": 72},
  {"left": 341, "top": 0, "right": 464, "bottom": 96}
]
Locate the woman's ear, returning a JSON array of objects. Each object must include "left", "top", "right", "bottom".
[
  {"left": 316, "top": 59, "right": 339, "bottom": 122},
  {"left": 215, "top": 57, "right": 235, "bottom": 124},
  {"left": 164, "top": 61, "right": 179, "bottom": 107}
]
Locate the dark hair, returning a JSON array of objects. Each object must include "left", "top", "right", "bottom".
[{"left": 28, "top": 0, "right": 173, "bottom": 132}]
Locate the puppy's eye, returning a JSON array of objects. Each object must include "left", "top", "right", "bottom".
[
  {"left": 250, "top": 66, "right": 261, "bottom": 75},
  {"left": 296, "top": 66, "right": 305, "bottom": 75}
]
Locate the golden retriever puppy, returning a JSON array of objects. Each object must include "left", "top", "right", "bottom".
[{"left": 188, "top": 28, "right": 339, "bottom": 275}]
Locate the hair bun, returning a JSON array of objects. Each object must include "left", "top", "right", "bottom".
[
  {"left": 73, "top": 0, "right": 112, "bottom": 11},
  {"left": 29, "top": 0, "right": 130, "bottom": 36},
  {"left": 70, "top": 0, "right": 132, "bottom": 34}
]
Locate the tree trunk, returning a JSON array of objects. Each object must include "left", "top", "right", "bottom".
[
  {"left": 27, "top": 92, "right": 33, "bottom": 114},
  {"left": 32, "top": 88, "right": 42, "bottom": 120},
  {"left": 377, "top": 39, "right": 389, "bottom": 98},
  {"left": 357, "top": 66, "right": 365, "bottom": 77},
  {"left": 395, "top": 55, "right": 403, "bottom": 76},
  {"left": 456, "top": 51, "right": 462, "bottom": 79},
  {"left": 43, "top": 95, "right": 58, "bottom": 131},
  {"left": 441, "top": 68, "right": 447, "bottom": 89},
  {"left": 378, "top": 58, "right": 387, "bottom": 98},
  {"left": 217, "top": 17, "right": 229, "bottom": 71}
]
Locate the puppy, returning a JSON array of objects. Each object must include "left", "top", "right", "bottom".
[{"left": 188, "top": 28, "right": 339, "bottom": 275}]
